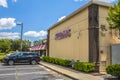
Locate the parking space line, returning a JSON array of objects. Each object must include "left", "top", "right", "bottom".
[
  {"left": 0, "top": 68, "right": 15, "bottom": 71},
  {"left": 0, "top": 71, "right": 48, "bottom": 77},
  {"left": 0, "top": 73, "right": 16, "bottom": 76},
  {"left": 15, "top": 66, "right": 18, "bottom": 80},
  {"left": 0, "top": 67, "right": 39, "bottom": 71},
  {"left": 0, "top": 66, "right": 15, "bottom": 68}
]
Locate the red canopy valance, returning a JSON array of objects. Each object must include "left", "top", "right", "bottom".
[{"left": 29, "top": 44, "right": 46, "bottom": 51}]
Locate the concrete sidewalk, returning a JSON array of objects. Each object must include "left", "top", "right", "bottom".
[{"left": 39, "top": 61, "right": 106, "bottom": 80}]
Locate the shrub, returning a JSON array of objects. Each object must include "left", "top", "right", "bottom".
[
  {"left": 62, "top": 59, "right": 71, "bottom": 67},
  {"left": 74, "top": 62, "right": 95, "bottom": 73},
  {"left": 42, "top": 56, "right": 49, "bottom": 62},
  {"left": 42, "top": 56, "right": 71, "bottom": 67},
  {"left": 0, "top": 53, "right": 6, "bottom": 62},
  {"left": 106, "top": 64, "right": 120, "bottom": 77},
  {"left": 0, "top": 55, "right": 6, "bottom": 62},
  {"left": 42, "top": 56, "right": 95, "bottom": 73},
  {"left": 54, "top": 58, "right": 60, "bottom": 64},
  {"left": 58, "top": 59, "right": 71, "bottom": 67},
  {"left": 49, "top": 57, "right": 55, "bottom": 63},
  {"left": 0, "top": 53, "right": 5, "bottom": 56}
]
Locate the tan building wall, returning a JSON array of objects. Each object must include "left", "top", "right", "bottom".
[
  {"left": 99, "top": 6, "right": 120, "bottom": 72},
  {"left": 49, "top": 8, "right": 89, "bottom": 62},
  {"left": 99, "top": 6, "right": 111, "bottom": 72},
  {"left": 48, "top": 1, "right": 116, "bottom": 72}
]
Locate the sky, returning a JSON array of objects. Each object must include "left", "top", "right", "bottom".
[{"left": 0, "top": 0, "right": 118, "bottom": 42}]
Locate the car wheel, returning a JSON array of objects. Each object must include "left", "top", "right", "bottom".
[
  {"left": 31, "top": 60, "right": 37, "bottom": 65},
  {"left": 8, "top": 60, "right": 14, "bottom": 65}
]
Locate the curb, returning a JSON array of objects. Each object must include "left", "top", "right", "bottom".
[{"left": 39, "top": 62, "right": 79, "bottom": 80}]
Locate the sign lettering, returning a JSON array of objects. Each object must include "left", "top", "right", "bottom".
[{"left": 55, "top": 29, "right": 71, "bottom": 40}]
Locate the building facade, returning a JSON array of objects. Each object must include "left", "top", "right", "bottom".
[
  {"left": 48, "top": 1, "right": 119, "bottom": 72},
  {"left": 30, "top": 39, "right": 47, "bottom": 56}
]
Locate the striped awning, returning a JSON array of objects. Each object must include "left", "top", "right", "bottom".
[
  {"left": 41, "top": 44, "right": 46, "bottom": 50},
  {"left": 29, "top": 44, "right": 46, "bottom": 51}
]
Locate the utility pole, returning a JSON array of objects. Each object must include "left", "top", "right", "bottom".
[{"left": 16, "top": 22, "right": 23, "bottom": 51}]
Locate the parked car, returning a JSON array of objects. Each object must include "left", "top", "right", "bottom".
[{"left": 3, "top": 52, "right": 41, "bottom": 65}]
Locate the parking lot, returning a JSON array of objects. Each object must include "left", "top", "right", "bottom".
[{"left": 0, "top": 63, "right": 71, "bottom": 80}]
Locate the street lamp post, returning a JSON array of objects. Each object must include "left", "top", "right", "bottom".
[{"left": 16, "top": 22, "right": 23, "bottom": 51}]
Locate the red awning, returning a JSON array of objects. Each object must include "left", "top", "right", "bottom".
[
  {"left": 29, "top": 44, "right": 46, "bottom": 51},
  {"left": 41, "top": 44, "right": 46, "bottom": 50},
  {"left": 38, "top": 44, "right": 42, "bottom": 50}
]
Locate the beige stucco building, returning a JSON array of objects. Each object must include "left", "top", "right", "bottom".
[{"left": 47, "top": 0, "right": 119, "bottom": 72}]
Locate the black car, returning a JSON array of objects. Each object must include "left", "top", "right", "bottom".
[{"left": 3, "top": 52, "right": 41, "bottom": 65}]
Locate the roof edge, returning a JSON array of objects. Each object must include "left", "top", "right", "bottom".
[{"left": 48, "top": 0, "right": 113, "bottom": 30}]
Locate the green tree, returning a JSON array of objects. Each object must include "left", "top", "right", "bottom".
[
  {"left": 107, "top": 0, "right": 120, "bottom": 29},
  {"left": 22, "top": 40, "right": 31, "bottom": 51},
  {"left": 0, "top": 39, "right": 10, "bottom": 53},
  {"left": 10, "top": 39, "right": 31, "bottom": 51},
  {"left": 33, "top": 40, "right": 42, "bottom": 45},
  {"left": 0, "top": 39, "right": 32, "bottom": 52},
  {"left": 10, "top": 39, "right": 21, "bottom": 51}
]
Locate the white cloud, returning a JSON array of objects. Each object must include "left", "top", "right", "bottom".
[
  {"left": 0, "top": 0, "right": 8, "bottom": 8},
  {"left": 12, "top": 0, "right": 17, "bottom": 3},
  {"left": 39, "top": 30, "right": 47, "bottom": 36},
  {"left": 0, "top": 18, "right": 16, "bottom": 30},
  {"left": 57, "top": 16, "right": 66, "bottom": 22},
  {"left": 24, "top": 30, "right": 47, "bottom": 37},
  {"left": 24, "top": 31, "right": 40, "bottom": 37},
  {"left": 0, "top": 32, "right": 20, "bottom": 40},
  {"left": 0, "top": 0, "right": 17, "bottom": 8},
  {"left": 99, "top": 0, "right": 116, "bottom": 3}
]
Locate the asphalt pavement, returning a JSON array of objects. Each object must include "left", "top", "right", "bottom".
[{"left": 0, "top": 63, "right": 72, "bottom": 80}]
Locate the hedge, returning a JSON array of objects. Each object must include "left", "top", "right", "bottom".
[
  {"left": 0, "top": 53, "right": 5, "bottom": 56},
  {"left": 0, "top": 52, "right": 13, "bottom": 62},
  {"left": 0, "top": 55, "right": 6, "bottom": 62},
  {"left": 106, "top": 64, "right": 120, "bottom": 77},
  {"left": 42, "top": 56, "right": 95, "bottom": 73},
  {"left": 42, "top": 56, "right": 71, "bottom": 67},
  {"left": 73, "top": 62, "right": 95, "bottom": 73}
]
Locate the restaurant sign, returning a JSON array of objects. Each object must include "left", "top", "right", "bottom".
[{"left": 55, "top": 29, "right": 71, "bottom": 40}]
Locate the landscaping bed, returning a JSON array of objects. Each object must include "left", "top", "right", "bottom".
[
  {"left": 42, "top": 56, "right": 95, "bottom": 73},
  {"left": 105, "top": 64, "right": 120, "bottom": 80}
]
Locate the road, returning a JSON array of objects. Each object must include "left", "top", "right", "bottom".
[{"left": 0, "top": 63, "right": 72, "bottom": 80}]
